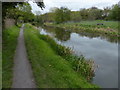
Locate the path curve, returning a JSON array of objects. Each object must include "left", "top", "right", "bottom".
[{"left": 12, "top": 24, "right": 36, "bottom": 88}]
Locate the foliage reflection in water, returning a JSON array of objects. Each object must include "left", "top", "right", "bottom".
[{"left": 39, "top": 26, "right": 118, "bottom": 88}]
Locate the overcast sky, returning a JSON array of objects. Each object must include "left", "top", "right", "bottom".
[{"left": 29, "top": 0, "right": 119, "bottom": 14}]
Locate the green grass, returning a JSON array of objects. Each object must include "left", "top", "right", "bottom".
[
  {"left": 40, "top": 34, "right": 96, "bottom": 81},
  {"left": 24, "top": 24, "right": 98, "bottom": 88},
  {"left": 2, "top": 26, "right": 20, "bottom": 88},
  {"left": 45, "top": 20, "right": 119, "bottom": 37},
  {"left": 62, "top": 20, "right": 119, "bottom": 30},
  {"left": 78, "top": 20, "right": 119, "bottom": 30},
  {"left": 17, "top": 23, "right": 23, "bottom": 28}
]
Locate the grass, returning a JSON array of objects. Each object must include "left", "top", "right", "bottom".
[
  {"left": 17, "top": 23, "right": 23, "bottom": 28},
  {"left": 40, "top": 34, "right": 96, "bottom": 81},
  {"left": 45, "top": 20, "right": 119, "bottom": 37},
  {"left": 78, "top": 20, "right": 119, "bottom": 30},
  {"left": 24, "top": 24, "right": 99, "bottom": 88},
  {"left": 2, "top": 26, "right": 20, "bottom": 88}
]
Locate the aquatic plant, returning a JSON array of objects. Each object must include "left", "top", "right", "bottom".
[
  {"left": 45, "top": 22, "right": 119, "bottom": 37},
  {"left": 39, "top": 34, "right": 97, "bottom": 81},
  {"left": 24, "top": 24, "right": 99, "bottom": 88},
  {"left": 72, "top": 56, "right": 96, "bottom": 81}
]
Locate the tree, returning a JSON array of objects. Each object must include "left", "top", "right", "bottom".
[
  {"left": 2, "top": 1, "right": 45, "bottom": 29},
  {"left": 89, "top": 8, "right": 103, "bottom": 20},
  {"left": 17, "top": 3, "right": 32, "bottom": 13},
  {"left": 80, "top": 8, "right": 89, "bottom": 20},
  {"left": 54, "top": 7, "right": 71, "bottom": 24},
  {"left": 108, "top": 4, "right": 120, "bottom": 21},
  {"left": 103, "top": 7, "right": 111, "bottom": 20},
  {"left": 5, "top": 3, "right": 35, "bottom": 25},
  {"left": 79, "top": 7, "right": 103, "bottom": 20},
  {"left": 54, "top": 8, "right": 63, "bottom": 23},
  {"left": 34, "top": 15, "right": 43, "bottom": 26},
  {"left": 40, "top": 12, "right": 55, "bottom": 22},
  {"left": 70, "top": 11, "right": 82, "bottom": 22}
]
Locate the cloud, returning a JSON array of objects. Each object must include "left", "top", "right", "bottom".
[
  {"left": 29, "top": 0, "right": 119, "bottom": 14},
  {"left": 29, "top": 1, "right": 42, "bottom": 14}
]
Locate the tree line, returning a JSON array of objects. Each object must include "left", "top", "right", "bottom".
[
  {"left": 40, "top": 3, "right": 120, "bottom": 24},
  {"left": 2, "top": 1, "right": 120, "bottom": 29}
]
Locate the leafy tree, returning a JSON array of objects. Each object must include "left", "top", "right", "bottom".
[
  {"left": 5, "top": 3, "right": 35, "bottom": 25},
  {"left": 103, "top": 7, "right": 111, "bottom": 20},
  {"left": 89, "top": 8, "right": 103, "bottom": 20},
  {"left": 22, "top": 11, "right": 35, "bottom": 23},
  {"left": 80, "top": 8, "right": 89, "bottom": 20},
  {"left": 108, "top": 4, "right": 120, "bottom": 21},
  {"left": 40, "top": 12, "right": 54, "bottom": 22},
  {"left": 70, "top": 11, "right": 82, "bottom": 22},
  {"left": 2, "top": 1, "right": 45, "bottom": 29},
  {"left": 54, "top": 7, "right": 71, "bottom": 24},
  {"left": 17, "top": 3, "right": 32, "bottom": 13},
  {"left": 54, "top": 8, "right": 63, "bottom": 23},
  {"left": 33, "top": 15, "right": 43, "bottom": 26},
  {"left": 80, "top": 7, "right": 103, "bottom": 20}
]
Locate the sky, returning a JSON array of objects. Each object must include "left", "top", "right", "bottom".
[{"left": 29, "top": 0, "right": 120, "bottom": 15}]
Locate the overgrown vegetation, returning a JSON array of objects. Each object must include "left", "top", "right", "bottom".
[
  {"left": 40, "top": 3, "right": 119, "bottom": 38},
  {"left": 41, "top": 3, "right": 120, "bottom": 23},
  {"left": 54, "top": 7, "right": 71, "bottom": 24},
  {"left": 2, "top": 2, "right": 45, "bottom": 29},
  {"left": 2, "top": 26, "right": 20, "bottom": 88},
  {"left": 40, "top": 34, "right": 97, "bottom": 81},
  {"left": 76, "top": 20, "right": 119, "bottom": 30},
  {"left": 45, "top": 20, "right": 119, "bottom": 37},
  {"left": 24, "top": 24, "right": 98, "bottom": 88}
]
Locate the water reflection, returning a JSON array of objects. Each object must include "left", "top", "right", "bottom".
[
  {"left": 74, "top": 30, "right": 118, "bottom": 43},
  {"left": 55, "top": 29, "right": 71, "bottom": 41},
  {"left": 42, "top": 26, "right": 118, "bottom": 43},
  {"left": 39, "top": 26, "right": 118, "bottom": 88},
  {"left": 41, "top": 26, "right": 71, "bottom": 41}
]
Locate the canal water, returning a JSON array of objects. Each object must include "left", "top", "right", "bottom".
[{"left": 39, "top": 26, "right": 118, "bottom": 88}]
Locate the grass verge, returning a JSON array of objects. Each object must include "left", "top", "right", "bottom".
[
  {"left": 77, "top": 20, "right": 119, "bottom": 30},
  {"left": 40, "top": 34, "right": 97, "bottom": 81},
  {"left": 24, "top": 24, "right": 99, "bottom": 88},
  {"left": 45, "top": 20, "right": 119, "bottom": 37},
  {"left": 2, "top": 26, "right": 20, "bottom": 88}
]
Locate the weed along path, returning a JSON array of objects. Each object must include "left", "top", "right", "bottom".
[{"left": 12, "top": 24, "right": 36, "bottom": 88}]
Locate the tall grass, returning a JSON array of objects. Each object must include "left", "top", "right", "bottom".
[
  {"left": 45, "top": 20, "right": 119, "bottom": 37},
  {"left": 2, "top": 26, "right": 20, "bottom": 88},
  {"left": 24, "top": 24, "right": 98, "bottom": 88},
  {"left": 39, "top": 34, "right": 96, "bottom": 81},
  {"left": 79, "top": 20, "right": 119, "bottom": 30}
]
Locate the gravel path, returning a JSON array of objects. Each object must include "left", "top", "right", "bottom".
[{"left": 12, "top": 24, "right": 36, "bottom": 88}]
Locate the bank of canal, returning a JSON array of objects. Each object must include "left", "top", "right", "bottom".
[{"left": 39, "top": 26, "right": 118, "bottom": 88}]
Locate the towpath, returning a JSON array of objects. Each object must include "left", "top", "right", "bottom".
[{"left": 12, "top": 24, "right": 36, "bottom": 88}]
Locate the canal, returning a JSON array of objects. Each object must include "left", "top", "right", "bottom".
[{"left": 39, "top": 26, "right": 118, "bottom": 88}]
